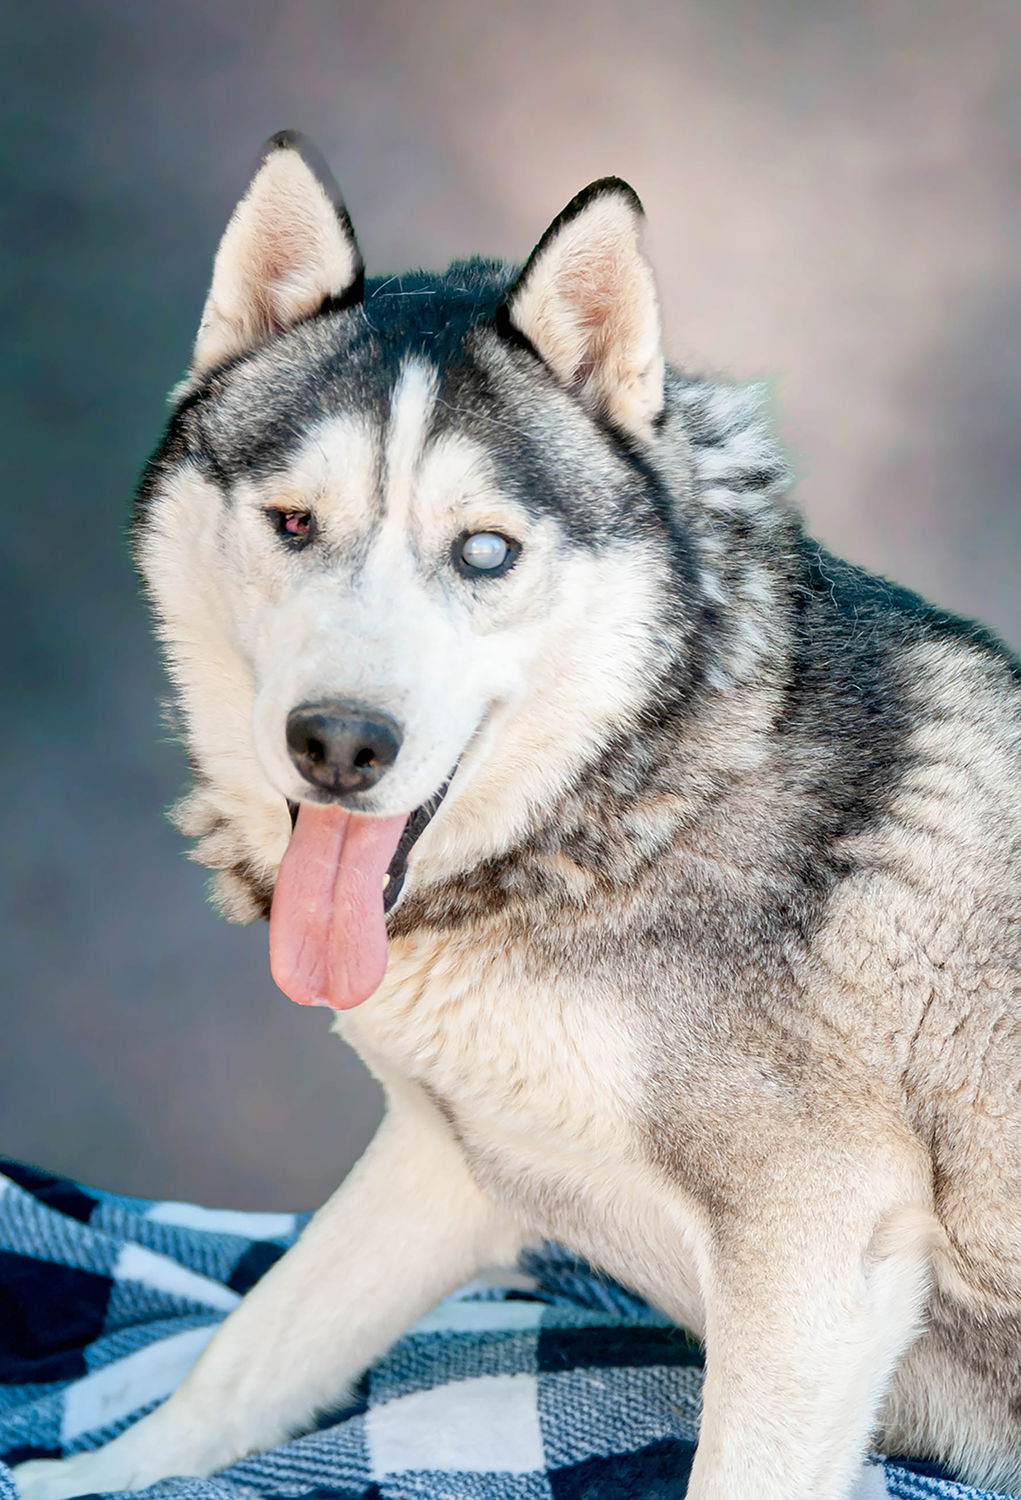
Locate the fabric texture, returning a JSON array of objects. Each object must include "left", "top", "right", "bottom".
[{"left": 0, "top": 1157, "right": 1014, "bottom": 1500}]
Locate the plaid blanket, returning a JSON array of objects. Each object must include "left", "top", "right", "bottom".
[{"left": 0, "top": 1158, "right": 1015, "bottom": 1500}]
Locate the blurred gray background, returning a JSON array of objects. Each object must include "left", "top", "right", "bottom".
[{"left": 2, "top": 0, "right": 1020, "bottom": 1208}]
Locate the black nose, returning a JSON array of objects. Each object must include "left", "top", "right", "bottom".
[{"left": 285, "top": 703, "right": 402, "bottom": 796}]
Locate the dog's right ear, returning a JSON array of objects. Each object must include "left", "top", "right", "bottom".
[{"left": 191, "top": 131, "right": 364, "bottom": 377}]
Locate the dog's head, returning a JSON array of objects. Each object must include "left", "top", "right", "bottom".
[{"left": 136, "top": 133, "right": 782, "bottom": 1009}]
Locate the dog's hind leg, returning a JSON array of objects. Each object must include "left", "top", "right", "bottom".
[
  {"left": 13, "top": 1087, "right": 525, "bottom": 1500},
  {"left": 680, "top": 1144, "right": 936, "bottom": 1500},
  {"left": 879, "top": 1300, "right": 1021, "bottom": 1494}
]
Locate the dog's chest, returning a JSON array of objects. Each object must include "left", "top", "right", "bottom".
[{"left": 336, "top": 928, "right": 646, "bottom": 1231}]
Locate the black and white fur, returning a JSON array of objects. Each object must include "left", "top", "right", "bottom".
[{"left": 17, "top": 132, "right": 1021, "bottom": 1500}]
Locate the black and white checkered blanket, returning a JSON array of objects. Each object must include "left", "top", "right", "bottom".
[{"left": 0, "top": 1157, "right": 1014, "bottom": 1500}]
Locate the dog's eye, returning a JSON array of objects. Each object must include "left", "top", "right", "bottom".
[
  {"left": 265, "top": 509, "right": 314, "bottom": 547},
  {"left": 457, "top": 531, "right": 518, "bottom": 576}
]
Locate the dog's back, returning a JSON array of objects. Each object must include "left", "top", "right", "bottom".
[{"left": 791, "top": 553, "right": 1021, "bottom": 1486}]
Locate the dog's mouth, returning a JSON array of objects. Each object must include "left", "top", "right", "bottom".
[
  {"left": 285, "top": 778, "right": 451, "bottom": 913},
  {"left": 379, "top": 779, "right": 451, "bottom": 913},
  {"left": 270, "top": 780, "right": 451, "bottom": 1012}
]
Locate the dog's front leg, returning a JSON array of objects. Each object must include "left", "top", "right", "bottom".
[
  {"left": 683, "top": 1147, "right": 936, "bottom": 1500},
  {"left": 14, "top": 1095, "right": 524, "bottom": 1500}
]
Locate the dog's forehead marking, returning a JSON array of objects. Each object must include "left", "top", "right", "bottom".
[
  {"left": 252, "top": 358, "right": 498, "bottom": 550},
  {"left": 383, "top": 359, "right": 440, "bottom": 526}
]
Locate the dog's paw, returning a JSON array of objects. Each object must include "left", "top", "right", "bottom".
[
  {"left": 12, "top": 1426, "right": 183, "bottom": 1500},
  {"left": 12, "top": 1402, "right": 241, "bottom": 1497},
  {"left": 13, "top": 1453, "right": 119, "bottom": 1500}
]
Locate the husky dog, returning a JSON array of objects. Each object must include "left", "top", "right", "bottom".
[{"left": 16, "top": 131, "right": 1021, "bottom": 1500}]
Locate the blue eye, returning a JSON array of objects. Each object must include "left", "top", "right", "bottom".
[{"left": 458, "top": 531, "right": 517, "bottom": 575}]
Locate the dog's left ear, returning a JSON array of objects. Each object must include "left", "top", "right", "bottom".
[
  {"left": 502, "top": 179, "right": 663, "bottom": 442},
  {"left": 191, "top": 131, "right": 364, "bottom": 377}
]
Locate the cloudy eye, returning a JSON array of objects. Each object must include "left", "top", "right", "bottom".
[{"left": 458, "top": 531, "right": 518, "bottom": 576}]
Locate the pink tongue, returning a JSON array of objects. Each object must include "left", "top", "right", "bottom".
[{"left": 269, "top": 805, "right": 409, "bottom": 1010}]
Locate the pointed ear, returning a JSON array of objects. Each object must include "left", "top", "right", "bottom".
[
  {"left": 502, "top": 179, "right": 663, "bottom": 441},
  {"left": 192, "top": 131, "right": 364, "bottom": 377}
]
